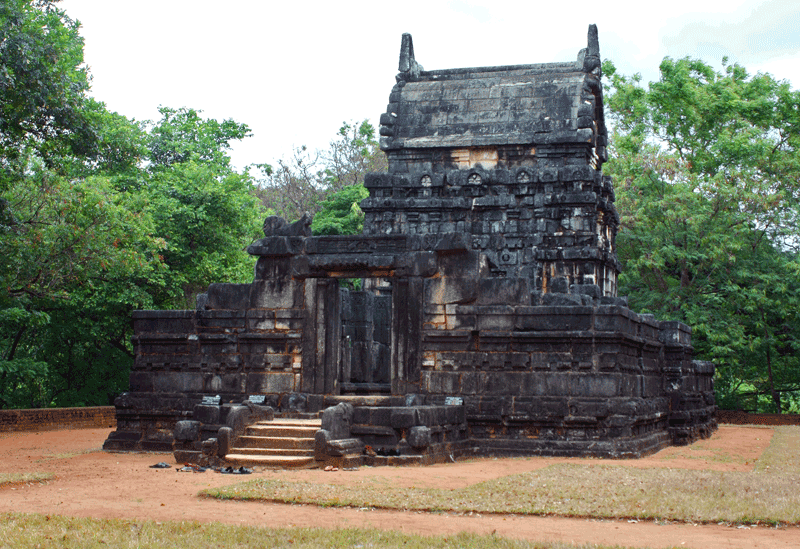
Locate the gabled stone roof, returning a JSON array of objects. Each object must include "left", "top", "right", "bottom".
[{"left": 379, "top": 25, "right": 607, "bottom": 160}]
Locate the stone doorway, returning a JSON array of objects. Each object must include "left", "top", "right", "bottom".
[{"left": 340, "top": 278, "right": 393, "bottom": 394}]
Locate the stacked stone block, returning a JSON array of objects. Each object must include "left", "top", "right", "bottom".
[
  {"left": 362, "top": 167, "right": 619, "bottom": 296},
  {"left": 105, "top": 279, "right": 307, "bottom": 451}
]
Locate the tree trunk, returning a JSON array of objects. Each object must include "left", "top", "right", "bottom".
[{"left": 761, "top": 311, "right": 781, "bottom": 413}]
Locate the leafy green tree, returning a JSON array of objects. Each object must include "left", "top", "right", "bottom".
[
  {"left": 604, "top": 58, "right": 800, "bottom": 412},
  {"left": 0, "top": 307, "right": 50, "bottom": 408},
  {"left": 142, "top": 107, "right": 265, "bottom": 308},
  {"left": 0, "top": 3, "right": 268, "bottom": 406},
  {"left": 0, "top": 0, "right": 95, "bottom": 187},
  {"left": 322, "top": 120, "right": 387, "bottom": 191},
  {"left": 0, "top": 0, "right": 162, "bottom": 407},
  {"left": 81, "top": 98, "right": 149, "bottom": 180},
  {"left": 311, "top": 183, "right": 369, "bottom": 236},
  {"left": 0, "top": 163, "right": 167, "bottom": 407},
  {"left": 0, "top": 104, "right": 266, "bottom": 405},
  {"left": 146, "top": 106, "right": 249, "bottom": 169}
]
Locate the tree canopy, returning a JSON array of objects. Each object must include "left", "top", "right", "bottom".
[
  {"left": 0, "top": 1, "right": 266, "bottom": 407},
  {"left": 0, "top": 1, "right": 381, "bottom": 408},
  {"left": 254, "top": 120, "right": 385, "bottom": 223},
  {"left": 0, "top": 0, "right": 95, "bottom": 186},
  {"left": 310, "top": 183, "right": 369, "bottom": 236},
  {"left": 604, "top": 57, "right": 800, "bottom": 413}
]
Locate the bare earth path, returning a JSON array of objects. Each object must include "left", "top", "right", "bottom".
[{"left": 0, "top": 425, "right": 797, "bottom": 548}]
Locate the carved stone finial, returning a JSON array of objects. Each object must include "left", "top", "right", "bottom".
[
  {"left": 262, "top": 212, "right": 312, "bottom": 237},
  {"left": 399, "top": 33, "right": 423, "bottom": 79},
  {"left": 583, "top": 24, "right": 601, "bottom": 75}
]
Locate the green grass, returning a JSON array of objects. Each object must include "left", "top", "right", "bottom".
[
  {"left": 0, "top": 513, "right": 629, "bottom": 549},
  {"left": 0, "top": 472, "right": 54, "bottom": 487},
  {"left": 203, "top": 427, "right": 800, "bottom": 526},
  {"left": 753, "top": 425, "right": 800, "bottom": 474},
  {"left": 36, "top": 448, "right": 100, "bottom": 462}
]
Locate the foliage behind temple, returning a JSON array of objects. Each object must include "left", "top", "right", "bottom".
[
  {"left": 0, "top": 1, "right": 265, "bottom": 407},
  {"left": 603, "top": 57, "right": 800, "bottom": 413}
]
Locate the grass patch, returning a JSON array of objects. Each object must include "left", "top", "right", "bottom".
[
  {"left": 36, "top": 448, "right": 101, "bottom": 462},
  {"left": 754, "top": 426, "right": 800, "bottom": 474},
  {"left": 0, "top": 472, "right": 54, "bottom": 488},
  {"left": 0, "top": 513, "right": 628, "bottom": 549},
  {"left": 204, "top": 427, "right": 800, "bottom": 526},
  {"left": 202, "top": 466, "right": 800, "bottom": 524}
]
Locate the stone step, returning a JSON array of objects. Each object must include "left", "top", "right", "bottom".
[
  {"left": 229, "top": 447, "right": 314, "bottom": 457},
  {"left": 274, "top": 412, "right": 321, "bottom": 421},
  {"left": 262, "top": 418, "right": 322, "bottom": 428},
  {"left": 224, "top": 454, "right": 316, "bottom": 468},
  {"left": 222, "top": 417, "right": 322, "bottom": 469},
  {"left": 235, "top": 435, "right": 315, "bottom": 450},
  {"left": 245, "top": 425, "right": 319, "bottom": 437}
]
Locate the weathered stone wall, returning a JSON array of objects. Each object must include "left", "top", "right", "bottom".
[
  {"left": 379, "top": 59, "right": 607, "bottom": 172},
  {"left": 418, "top": 297, "right": 714, "bottom": 457},
  {"left": 0, "top": 406, "right": 115, "bottom": 433},
  {"left": 105, "top": 234, "right": 715, "bottom": 456},
  {"left": 350, "top": 404, "right": 468, "bottom": 453},
  {"left": 105, "top": 306, "right": 308, "bottom": 451},
  {"left": 362, "top": 166, "right": 618, "bottom": 295}
]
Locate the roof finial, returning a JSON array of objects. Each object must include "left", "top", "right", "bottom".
[
  {"left": 583, "top": 24, "right": 601, "bottom": 75},
  {"left": 399, "top": 33, "right": 423, "bottom": 79}
]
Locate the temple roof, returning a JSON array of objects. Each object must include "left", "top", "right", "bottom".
[{"left": 379, "top": 26, "right": 606, "bottom": 155}]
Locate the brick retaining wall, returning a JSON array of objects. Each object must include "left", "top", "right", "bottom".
[
  {"left": 717, "top": 410, "right": 800, "bottom": 426},
  {"left": 0, "top": 407, "right": 116, "bottom": 432}
]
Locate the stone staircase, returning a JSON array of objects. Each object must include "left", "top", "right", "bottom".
[{"left": 224, "top": 417, "right": 321, "bottom": 468}]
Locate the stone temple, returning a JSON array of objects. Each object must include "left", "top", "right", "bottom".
[{"left": 104, "top": 26, "right": 717, "bottom": 463}]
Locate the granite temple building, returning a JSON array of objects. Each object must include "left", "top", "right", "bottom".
[{"left": 104, "top": 26, "right": 716, "bottom": 463}]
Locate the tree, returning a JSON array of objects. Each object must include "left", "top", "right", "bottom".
[
  {"left": 143, "top": 107, "right": 265, "bottom": 309},
  {"left": 0, "top": 104, "right": 266, "bottom": 406},
  {"left": 322, "top": 120, "right": 387, "bottom": 191},
  {"left": 0, "top": 0, "right": 95, "bottom": 187},
  {"left": 81, "top": 98, "right": 149, "bottom": 180},
  {"left": 311, "top": 183, "right": 369, "bottom": 236},
  {"left": 603, "top": 58, "right": 800, "bottom": 412},
  {"left": 144, "top": 161, "right": 263, "bottom": 308},
  {"left": 0, "top": 2, "right": 272, "bottom": 408},
  {"left": 255, "top": 120, "right": 386, "bottom": 222},
  {"left": 146, "top": 106, "right": 249, "bottom": 169},
  {"left": 254, "top": 146, "right": 327, "bottom": 223},
  {"left": 0, "top": 1, "right": 163, "bottom": 407},
  {"left": 0, "top": 4, "right": 384, "bottom": 408},
  {"left": 0, "top": 164, "right": 166, "bottom": 407}
]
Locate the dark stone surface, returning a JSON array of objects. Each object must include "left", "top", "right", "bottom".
[
  {"left": 262, "top": 214, "right": 312, "bottom": 237},
  {"left": 217, "top": 426, "right": 233, "bottom": 456},
  {"left": 173, "top": 420, "right": 201, "bottom": 442},
  {"left": 314, "top": 429, "right": 331, "bottom": 457},
  {"left": 192, "top": 405, "right": 220, "bottom": 425},
  {"left": 321, "top": 403, "right": 354, "bottom": 440},
  {"left": 408, "top": 425, "right": 432, "bottom": 448},
  {"left": 225, "top": 402, "right": 274, "bottom": 437}
]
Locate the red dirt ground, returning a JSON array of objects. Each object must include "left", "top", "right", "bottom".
[{"left": 0, "top": 425, "right": 797, "bottom": 548}]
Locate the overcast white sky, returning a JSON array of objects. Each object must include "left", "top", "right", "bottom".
[{"left": 60, "top": 0, "right": 800, "bottom": 172}]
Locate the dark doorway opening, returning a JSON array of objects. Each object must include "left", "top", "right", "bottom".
[{"left": 340, "top": 278, "right": 392, "bottom": 394}]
